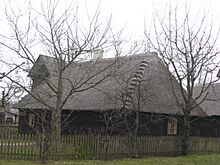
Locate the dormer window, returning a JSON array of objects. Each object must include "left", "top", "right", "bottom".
[
  {"left": 28, "top": 55, "right": 58, "bottom": 88},
  {"left": 31, "top": 74, "right": 47, "bottom": 87}
]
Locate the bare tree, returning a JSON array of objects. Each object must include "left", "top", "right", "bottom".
[
  {"left": 0, "top": 61, "right": 25, "bottom": 126},
  {"left": 100, "top": 54, "right": 169, "bottom": 158},
  {"left": 145, "top": 3, "right": 220, "bottom": 155},
  {"left": 0, "top": 0, "right": 124, "bottom": 162},
  {"left": 120, "top": 78, "right": 168, "bottom": 157}
]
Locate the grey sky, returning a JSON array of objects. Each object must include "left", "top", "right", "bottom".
[
  {"left": 1, "top": 0, "right": 220, "bottom": 39},
  {"left": 0, "top": 0, "right": 219, "bottom": 60}
]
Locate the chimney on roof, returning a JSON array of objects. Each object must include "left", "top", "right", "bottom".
[
  {"left": 217, "top": 69, "right": 220, "bottom": 78},
  {"left": 93, "top": 49, "right": 104, "bottom": 59}
]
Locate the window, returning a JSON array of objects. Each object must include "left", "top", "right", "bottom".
[
  {"left": 167, "top": 118, "right": 177, "bottom": 135},
  {"left": 29, "top": 113, "right": 35, "bottom": 127}
]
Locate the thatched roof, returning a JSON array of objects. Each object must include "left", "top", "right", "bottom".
[
  {"left": 193, "top": 84, "right": 220, "bottom": 116},
  {"left": 15, "top": 52, "right": 206, "bottom": 117}
]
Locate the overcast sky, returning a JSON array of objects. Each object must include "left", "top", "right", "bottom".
[
  {"left": 1, "top": 0, "right": 220, "bottom": 39},
  {"left": 0, "top": 0, "right": 220, "bottom": 59}
]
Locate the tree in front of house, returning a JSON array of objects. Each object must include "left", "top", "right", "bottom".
[
  {"left": 145, "top": 3, "right": 220, "bottom": 155},
  {"left": 0, "top": 0, "right": 124, "bottom": 162},
  {"left": 100, "top": 53, "right": 186, "bottom": 158}
]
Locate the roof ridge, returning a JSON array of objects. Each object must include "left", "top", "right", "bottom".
[{"left": 36, "top": 52, "right": 158, "bottom": 62}]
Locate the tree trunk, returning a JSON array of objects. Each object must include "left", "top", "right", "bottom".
[
  {"left": 36, "top": 110, "right": 62, "bottom": 163},
  {"left": 129, "top": 135, "right": 138, "bottom": 158},
  {"left": 128, "top": 111, "right": 139, "bottom": 158},
  {"left": 37, "top": 111, "right": 51, "bottom": 163},
  {"left": 181, "top": 112, "right": 190, "bottom": 155},
  {"left": 104, "top": 135, "right": 110, "bottom": 160},
  {"left": 38, "top": 134, "right": 49, "bottom": 163},
  {"left": 51, "top": 110, "right": 62, "bottom": 140},
  {"left": 49, "top": 109, "right": 62, "bottom": 156}
]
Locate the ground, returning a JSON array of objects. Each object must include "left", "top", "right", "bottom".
[{"left": 0, "top": 154, "right": 220, "bottom": 165}]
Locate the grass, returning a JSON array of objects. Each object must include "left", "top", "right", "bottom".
[{"left": 0, "top": 154, "right": 220, "bottom": 165}]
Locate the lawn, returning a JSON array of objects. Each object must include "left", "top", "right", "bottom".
[{"left": 0, "top": 154, "right": 219, "bottom": 165}]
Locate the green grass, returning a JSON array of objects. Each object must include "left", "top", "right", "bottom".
[{"left": 0, "top": 154, "right": 219, "bottom": 165}]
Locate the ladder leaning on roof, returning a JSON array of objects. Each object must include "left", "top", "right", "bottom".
[{"left": 124, "top": 59, "right": 149, "bottom": 109}]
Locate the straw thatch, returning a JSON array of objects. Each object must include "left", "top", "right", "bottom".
[
  {"left": 194, "top": 84, "right": 220, "bottom": 116},
  {"left": 15, "top": 52, "right": 206, "bottom": 117}
]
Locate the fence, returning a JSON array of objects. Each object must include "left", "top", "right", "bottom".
[
  {"left": 0, "top": 125, "right": 18, "bottom": 135},
  {"left": 0, "top": 133, "right": 220, "bottom": 160}
]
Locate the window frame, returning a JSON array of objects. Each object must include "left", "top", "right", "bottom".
[
  {"left": 29, "top": 112, "right": 35, "bottom": 127},
  {"left": 167, "top": 118, "right": 177, "bottom": 135}
]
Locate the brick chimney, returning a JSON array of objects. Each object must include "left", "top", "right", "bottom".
[{"left": 93, "top": 49, "right": 104, "bottom": 59}]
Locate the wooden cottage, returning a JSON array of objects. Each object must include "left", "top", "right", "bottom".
[{"left": 15, "top": 52, "right": 207, "bottom": 136}]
